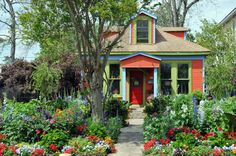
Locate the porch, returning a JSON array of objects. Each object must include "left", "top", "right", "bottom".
[{"left": 120, "top": 53, "right": 161, "bottom": 105}]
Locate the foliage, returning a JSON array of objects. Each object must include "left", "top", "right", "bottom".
[
  {"left": 200, "top": 100, "right": 228, "bottom": 132},
  {"left": 106, "top": 117, "right": 122, "bottom": 142},
  {"left": 191, "top": 90, "right": 203, "bottom": 102},
  {"left": 144, "top": 96, "right": 172, "bottom": 115},
  {"left": 87, "top": 119, "right": 108, "bottom": 139},
  {"left": 143, "top": 115, "right": 174, "bottom": 141},
  {"left": 196, "top": 20, "right": 236, "bottom": 98},
  {"left": 2, "top": 101, "right": 50, "bottom": 143},
  {"left": 39, "top": 129, "right": 69, "bottom": 152},
  {"left": 0, "top": 60, "right": 36, "bottom": 102},
  {"left": 172, "top": 133, "right": 199, "bottom": 150},
  {"left": 104, "top": 98, "right": 130, "bottom": 124},
  {"left": 32, "top": 62, "right": 61, "bottom": 99},
  {"left": 185, "top": 145, "right": 212, "bottom": 156}
]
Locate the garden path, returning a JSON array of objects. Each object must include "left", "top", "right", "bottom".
[{"left": 109, "top": 106, "right": 144, "bottom": 156}]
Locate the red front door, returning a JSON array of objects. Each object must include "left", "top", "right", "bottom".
[{"left": 130, "top": 71, "right": 143, "bottom": 105}]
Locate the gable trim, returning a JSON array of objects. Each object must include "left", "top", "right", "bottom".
[{"left": 120, "top": 52, "right": 162, "bottom": 61}]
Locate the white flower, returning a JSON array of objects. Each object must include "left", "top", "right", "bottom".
[{"left": 181, "top": 104, "right": 188, "bottom": 113}]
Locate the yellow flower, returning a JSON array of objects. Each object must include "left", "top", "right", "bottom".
[{"left": 232, "top": 149, "right": 236, "bottom": 154}]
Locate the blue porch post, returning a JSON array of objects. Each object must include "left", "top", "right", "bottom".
[
  {"left": 122, "top": 68, "right": 126, "bottom": 101},
  {"left": 154, "top": 68, "right": 158, "bottom": 97}
]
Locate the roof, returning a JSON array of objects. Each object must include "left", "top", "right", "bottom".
[
  {"left": 120, "top": 52, "right": 161, "bottom": 61},
  {"left": 220, "top": 7, "right": 236, "bottom": 25},
  {"left": 110, "top": 28, "right": 210, "bottom": 53},
  {"left": 131, "top": 9, "right": 157, "bottom": 20},
  {"left": 159, "top": 27, "right": 189, "bottom": 32}
]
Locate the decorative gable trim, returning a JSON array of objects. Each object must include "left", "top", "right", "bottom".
[
  {"left": 120, "top": 52, "right": 161, "bottom": 61},
  {"left": 138, "top": 9, "right": 157, "bottom": 20}
]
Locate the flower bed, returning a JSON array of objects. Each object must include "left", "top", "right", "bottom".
[
  {"left": 0, "top": 97, "right": 128, "bottom": 155},
  {"left": 143, "top": 95, "right": 236, "bottom": 155}
]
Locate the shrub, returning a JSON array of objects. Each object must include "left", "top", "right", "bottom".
[
  {"left": 32, "top": 62, "right": 61, "bottom": 99},
  {"left": 0, "top": 60, "right": 36, "bottom": 102},
  {"left": 144, "top": 96, "right": 172, "bottom": 115},
  {"left": 106, "top": 117, "right": 122, "bottom": 142},
  {"left": 2, "top": 101, "right": 50, "bottom": 143},
  {"left": 39, "top": 129, "right": 69, "bottom": 152},
  {"left": 104, "top": 98, "right": 130, "bottom": 124},
  {"left": 87, "top": 119, "right": 107, "bottom": 139}
]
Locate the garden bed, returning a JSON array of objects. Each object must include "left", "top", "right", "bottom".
[
  {"left": 0, "top": 97, "right": 130, "bottom": 155},
  {"left": 143, "top": 94, "right": 236, "bottom": 155}
]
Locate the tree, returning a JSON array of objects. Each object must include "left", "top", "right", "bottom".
[
  {"left": 156, "top": 0, "right": 201, "bottom": 27},
  {"left": 20, "top": 0, "right": 151, "bottom": 122},
  {"left": 196, "top": 20, "right": 236, "bottom": 98},
  {"left": 0, "top": 0, "right": 18, "bottom": 63}
]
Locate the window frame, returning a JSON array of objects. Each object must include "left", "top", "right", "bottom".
[
  {"left": 160, "top": 63, "right": 172, "bottom": 95},
  {"left": 136, "top": 20, "right": 149, "bottom": 43},
  {"left": 108, "top": 63, "right": 121, "bottom": 94},
  {"left": 177, "top": 63, "right": 190, "bottom": 94}
]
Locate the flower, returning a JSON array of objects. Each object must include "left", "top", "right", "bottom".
[
  {"left": 36, "top": 129, "right": 41, "bottom": 135},
  {"left": 76, "top": 124, "right": 87, "bottom": 133},
  {"left": 212, "top": 147, "right": 224, "bottom": 156},
  {"left": 32, "top": 148, "right": 45, "bottom": 156},
  {"left": 159, "top": 138, "right": 170, "bottom": 145},
  {"left": 49, "top": 144, "right": 57, "bottom": 152},
  {"left": 217, "top": 127, "right": 223, "bottom": 131},
  {"left": 0, "top": 143, "right": 6, "bottom": 155},
  {"left": 86, "top": 135, "right": 100, "bottom": 143},
  {"left": 144, "top": 139, "right": 156, "bottom": 151},
  {"left": 9, "top": 145, "right": 17, "bottom": 154}
]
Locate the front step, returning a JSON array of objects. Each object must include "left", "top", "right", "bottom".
[{"left": 129, "top": 106, "right": 144, "bottom": 119}]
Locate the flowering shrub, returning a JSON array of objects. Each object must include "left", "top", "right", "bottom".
[
  {"left": 2, "top": 101, "right": 50, "bottom": 143},
  {"left": 39, "top": 129, "right": 69, "bottom": 152}
]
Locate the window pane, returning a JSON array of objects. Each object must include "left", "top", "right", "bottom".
[
  {"left": 137, "top": 20, "right": 148, "bottom": 43},
  {"left": 161, "top": 80, "right": 172, "bottom": 95},
  {"left": 161, "top": 64, "right": 171, "bottom": 79},
  {"left": 110, "top": 64, "right": 120, "bottom": 78},
  {"left": 177, "top": 80, "right": 189, "bottom": 94},
  {"left": 109, "top": 80, "right": 120, "bottom": 94},
  {"left": 178, "top": 64, "right": 189, "bottom": 78}
]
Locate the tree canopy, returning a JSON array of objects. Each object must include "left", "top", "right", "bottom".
[{"left": 196, "top": 20, "right": 236, "bottom": 98}]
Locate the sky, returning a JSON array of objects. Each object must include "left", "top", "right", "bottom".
[{"left": 0, "top": 0, "right": 236, "bottom": 64}]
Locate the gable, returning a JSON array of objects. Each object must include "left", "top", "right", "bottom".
[{"left": 121, "top": 53, "right": 161, "bottom": 68}]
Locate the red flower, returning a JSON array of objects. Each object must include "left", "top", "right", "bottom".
[
  {"left": 9, "top": 145, "right": 17, "bottom": 154},
  {"left": 86, "top": 135, "right": 100, "bottom": 143},
  {"left": 36, "top": 129, "right": 41, "bottom": 135},
  {"left": 212, "top": 148, "right": 224, "bottom": 156},
  {"left": 159, "top": 138, "right": 170, "bottom": 145},
  {"left": 64, "top": 148, "right": 76, "bottom": 154},
  {"left": 217, "top": 127, "right": 223, "bottom": 131},
  {"left": 144, "top": 139, "right": 156, "bottom": 151},
  {"left": 168, "top": 129, "right": 174, "bottom": 137},
  {"left": 76, "top": 124, "right": 87, "bottom": 133},
  {"left": 32, "top": 148, "right": 45, "bottom": 156},
  {"left": 0, "top": 143, "right": 6, "bottom": 155},
  {"left": 49, "top": 144, "right": 57, "bottom": 152},
  {"left": 42, "top": 131, "right": 46, "bottom": 135}
]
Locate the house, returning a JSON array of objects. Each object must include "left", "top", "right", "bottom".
[
  {"left": 220, "top": 7, "right": 236, "bottom": 33},
  {"left": 104, "top": 10, "right": 210, "bottom": 105}
]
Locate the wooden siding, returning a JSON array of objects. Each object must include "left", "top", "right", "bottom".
[
  {"left": 192, "top": 60, "right": 203, "bottom": 92},
  {"left": 166, "top": 31, "right": 185, "bottom": 39}
]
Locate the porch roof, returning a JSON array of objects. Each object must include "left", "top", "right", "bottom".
[{"left": 120, "top": 52, "right": 161, "bottom": 68}]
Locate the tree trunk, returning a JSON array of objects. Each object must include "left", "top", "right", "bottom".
[
  {"left": 6, "top": 0, "right": 16, "bottom": 63},
  {"left": 90, "top": 68, "right": 104, "bottom": 122},
  {"left": 171, "top": 0, "right": 178, "bottom": 27}
]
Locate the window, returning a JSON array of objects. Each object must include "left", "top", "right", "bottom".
[
  {"left": 137, "top": 20, "right": 149, "bottom": 43},
  {"left": 161, "top": 63, "right": 172, "bottom": 95},
  {"left": 177, "top": 64, "right": 189, "bottom": 94},
  {"left": 109, "top": 64, "right": 120, "bottom": 94},
  {"left": 110, "top": 64, "right": 120, "bottom": 78}
]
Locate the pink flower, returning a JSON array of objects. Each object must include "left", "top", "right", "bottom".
[{"left": 36, "top": 129, "right": 41, "bottom": 135}]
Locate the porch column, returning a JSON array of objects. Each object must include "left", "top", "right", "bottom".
[
  {"left": 122, "top": 68, "right": 126, "bottom": 101},
  {"left": 154, "top": 68, "right": 158, "bottom": 97}
]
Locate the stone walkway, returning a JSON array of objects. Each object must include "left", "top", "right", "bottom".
[{"left": 109, "top": 106, "right": 144, "bottom": 156}]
